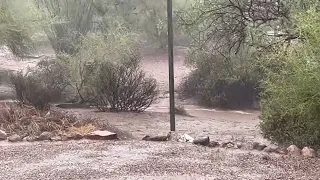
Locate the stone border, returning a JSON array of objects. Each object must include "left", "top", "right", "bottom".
[{"left": 143, "top": 133, "right": 319, "bottom": 158}]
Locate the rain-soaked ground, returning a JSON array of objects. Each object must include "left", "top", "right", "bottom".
[{"left": 0, "top": 46, "right": 320, "bottom": 179}]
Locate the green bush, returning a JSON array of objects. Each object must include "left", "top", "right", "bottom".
[
  {"left": 63, "top": 28, "right": 158, "bottom": 112},
  {"left": 260, "top": 8, "right": 320, "bottom": 148},
  {"left": 67, "top": 29, "right": 141, "bottom": 103},
  {"left": 179, "top": 49, "right": 261, "bottom": 109},
  {"left": 36, "top": 0, "right": 95, "bottom": 55},
  {"left": 10, "top": 58, "right": 70, "bottom": 110},
  {"left": 0, "top": 3, "right": 37, "bottom": 57}
]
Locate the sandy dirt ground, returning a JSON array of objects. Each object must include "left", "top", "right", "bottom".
[{"left": 0, "top": 46, "right": 320, "bottom": 179}]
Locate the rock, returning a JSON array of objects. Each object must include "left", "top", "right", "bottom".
[
  {"left": 262, "top": 155, "right": 271, "bottom": 161},
  {"left": 222, "top": 142, "right": 235, "bottom": 148},
  {"left": 301, "top": 147, "right": 316, "bottom": 158},
  {"left": 142, "top": 132, "right": 171, "bottom": 142},
  {"left": 178, "top": 134, "right": 194, "bottom": 143},
  {"left": 207, "top": 141, "right": 219, "bottom": 148},
  {"left": 252, "top": 142, "right": 267, "bottom": 151},
  {"left": 86, "top": 130, "right": 117, "bottom": 140},
  {"left": 23, "top": 136, "right": 36, "bottom": 142},
  {"left": 60, "top": 135, "right": 69, "bottom": 141},
  {"left": 69, "top": 133, "right": 83, "bottom": 140},
  {"left": 38, "top": 132, "right": 53, "bottom": 141},
  {"left": 167, "top": 131, "right": 179, "bottom": 141},
  {"left": 0, "top": 130, "right": 7, "bottom": 141},
  {"left": 193, "top": 136, "right": 210, "bottom": 146},
  {"left": 51, "top": 136, "right": 63, "bottom": 141},
  {"left": 235, "top": 142, "right": 243, "bottom": 149},
  {"left": 287, "top": 145, "right": 301, "bottom": 156},
  {"left": 275, "top": 147, "right": 288, "bottom": 155},
  {"left": 263, "top": 145, "right": 278, "bottom": 153},
  {"left": 8, "top": 134, "right": 22, "bottom": 142},
  {"left": 142, "top": 133, "right": 170, "bottom": 142}
]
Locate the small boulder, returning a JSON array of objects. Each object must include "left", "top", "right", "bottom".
[
  {"left": 275, "top": 147, "right": 288, "bottom": 155},
  {"left": 0, "top": 130, "right": 7, "bottom": 141},
  {"left": 38, "top": 132, "right": 53, "bottom": 141},
  {"left": 193, "top": 136, "right": 210, "bottom": 146},
  {"left": 8, "top": 134, "right": 22, "bottom": 142},
  {"left": 207, "top": 141, "right": 219, "bottom": 148},
  {"left": 23, "top": 136, "right": 37, "bottom": 142},
  {"left": 142, "top": 134, "right": 169, "bottom": 141},
  {"left": 86, "top": 130, "right": 117, "bottom": 140},
  {"left": 60, "top": 135, "right": 69, "bottom": 141},
  {"left": 287, "top": 145, "right": 301, "bottom": 156},
  {"left": 69, "top": 133, "right": 83, "bottom": 140},
  {"left": 178, "top": 134, "right": 194, "bottom": 143},
  {"left": 222, "top": 142, "right": 235, "bottom": 148},
  {"left": 261, "top": 155, "right": 271, "bottom": 161},
  {"left": 301, "top": 147, "right": 316, "bottom": 158},
  {"left": 235, "top": 142, "right": 243, "bottom": 149},
  {"left": 263, "top": 145, "right": 278, "bottom": 153},
  {"left": 51, "top": 136, "right": 63, "bottom": 141},
  {"left": 252, "top": 142, "right": 267, "bottom": 151}
]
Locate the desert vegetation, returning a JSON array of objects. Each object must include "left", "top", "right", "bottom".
[
  {"left": 0, "top": 0, "right": 320, "bottom": 149},
  {"left": 178, "top": 0, "right": 320, "bottom": 148}
]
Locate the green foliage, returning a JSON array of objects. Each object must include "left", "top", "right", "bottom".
[
  {"left": 63, "top": 25, "right": 158, "bottom": 112},
  {"left": 92, "top": 0, "right": 190, "bottom": 48},
  {"left": 67, "top": 28, "right": 141, "bottom": 103},
  {"left": 260, "top": 8, "right": 320, "bottom": 148},
  {"left": 35, "top": 0, "right": 95, "bottom": 55},
  {"left": 180, "top": 49, "right": 261, "bottom": 109},
  {"left": 0, "top": 0, "right": 41, "bottom": 57}
]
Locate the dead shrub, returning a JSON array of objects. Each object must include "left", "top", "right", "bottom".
[
  {"left": 67, "top": 124, "right": 97, "bottom": 136},
  {"left": 92, "top": 62, "right": 159, "bottom": 112},
  {"left": 0, "top": 102, "right": 132, "bottom": 139},
  {"left": 0, "top": 102, "right": 79, "bottom": 136}
]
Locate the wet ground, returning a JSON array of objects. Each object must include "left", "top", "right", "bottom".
[{"left": 0, "top": 46, "right": 320, "bottom": 179}]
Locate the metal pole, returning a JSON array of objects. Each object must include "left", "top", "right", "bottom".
[{"left": 167, "top": 0, "right": 175, "bottom": 131}]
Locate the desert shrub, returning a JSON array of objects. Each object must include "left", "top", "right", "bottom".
[
  {"left": 10, "top": 58, "right": 70, "bottom": 110},
  {"left": 0, "top": 102, "right": 78, "bottom": 136},
  {"left": 67, "top": 29, "right": 141, "bottom": 103},
  {"left": 180, "top": 50, "right": 261, "bottom": 109},
  {"left": 64, "top": 27, "right": 158, "bottom": 112},
  {"left": 0, "top": 3, "right": 37, "bottom": 57},
  {"left": 260, "top": 8, "right": 320, "bottom": 148},
  {"left": 91, "top": 61, "right": 158, "bottom": 112},
  {"left": 35, "top": 0, "right": 95, "bottom": 55},
  {"left": 35, "top": 58, "right": 71, "bottom": 99}
]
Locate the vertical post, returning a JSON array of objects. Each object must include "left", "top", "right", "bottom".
[{"left": 167, "top": 0, "right": 175, "bottom": 131}]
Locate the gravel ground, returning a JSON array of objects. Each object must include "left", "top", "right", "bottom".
[
  {"left": 1, "top": 140, "right": 320, "bottom": 180},
  {"left": 1, "top": 47, "right": 320, "bottom": 179}
]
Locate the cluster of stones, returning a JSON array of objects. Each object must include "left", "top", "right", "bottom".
[
  {"left": 251, "top": 142, "right": 317, "bottom": 158},
  {"left": 0, "top": 130, "right": 117, "bottom": 142},
  {"left": 193, "top": 139, "right": 317, "bottom": 158},
  {"left": 143, "top": 133, "right": 318, "bottom": 158}
]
